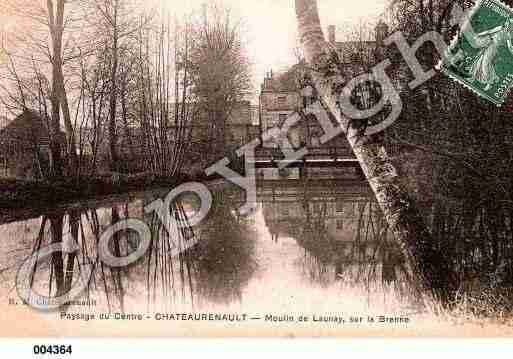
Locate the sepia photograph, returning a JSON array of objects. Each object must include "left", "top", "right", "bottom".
[{"left": 1, "top": 0, "right": 513, "bottom": 343}]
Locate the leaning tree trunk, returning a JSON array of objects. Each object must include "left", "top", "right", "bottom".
[{"left": 294, "top": 0, "right": 456, "bottom": 301}]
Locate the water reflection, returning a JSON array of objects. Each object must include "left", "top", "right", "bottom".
[
  {"left": 260, "top": 180, "right": 413, "bottom": 297},
  {"left": 0, "top": 180, "right": 419, "bottom": 314},
  {"left": 1, "top": 188, "right": 258, "bottom": 313},
  {"left": 188, "top": 191, "right": 257, "bottom": 304}
]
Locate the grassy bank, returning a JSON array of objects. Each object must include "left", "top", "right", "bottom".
[{"left": 0, "top": 172, "right": 216, "bottom": 224}]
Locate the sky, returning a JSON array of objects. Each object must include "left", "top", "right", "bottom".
[
  {"left": 161, "top": 0, "right": 389, "bottom": 96},
  {"left": 0, "top": 0, "right": 390, "bottom": 104}
]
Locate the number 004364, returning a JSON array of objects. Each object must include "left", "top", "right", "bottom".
[{"left": 33, "top": 345, "right": 72, "bottom": 355}]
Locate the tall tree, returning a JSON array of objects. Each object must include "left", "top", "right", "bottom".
[
  {"left": 47, "top": 0, "right": 70, "bottom": 177},
  {"left": 132, "top": 14, "right": 196, "bottom": 177},
  {"left": 189, "top": 4, "right": 251, "bottom": 161},
  {"left": 2, "top": 0, "right": 87, "bottom": 178},
  {"left": 89, "top": 0, "right": 147, "bottom": 172},
  {"left": 294, "top": 0, "right": 456, "bottom": 300}
]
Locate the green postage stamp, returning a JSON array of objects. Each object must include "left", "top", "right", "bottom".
[{"left": 441, "top": 0, "right": 513, "bottom": 105}]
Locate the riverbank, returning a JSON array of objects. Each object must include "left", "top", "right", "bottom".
[{"left": 0, "top": 172, "right": 214, "bottom": 225}]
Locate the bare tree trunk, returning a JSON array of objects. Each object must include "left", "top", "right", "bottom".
[
  {"left": 47, "top": 0, "right": 65, "bottom": 178},
  {"left": 108, "top": 0, "right": 120, "bottom": 172},
  {"left": 57, "top": 69, "right": 79, "bottom": 175},
  {"left": 49, "top": 0, "right": 79, "bottom": 177},
  {"left": 64, "top": 210, "right": 80, "bottom": 293},
  {"left": 49, "top": 213, "right": 65, "bottom": 297},
  {"left": 120, "top": 70, "right": 135, "bottom": 163},
  {"left": 111, "top": 206, "right": 125, "bottom": 311},
  {"left": 294, "top": 0, "right": 456, "bottom": 301}
]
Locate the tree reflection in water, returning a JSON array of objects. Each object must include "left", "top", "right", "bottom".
[
  {"left": 261, "top": 185, "right": 415, "bottom": 302},
  {"left": 25, "top": 206, "right": 136, "bottom": 313},
  {"left": 20, "top": 188, "right": 257, "bottom": 313},
  {"left": 9, "top": 182, "right": 417, "bottom": 313},
  {"left": 187, "top": 191, "right": 257, "bottom": 304}
]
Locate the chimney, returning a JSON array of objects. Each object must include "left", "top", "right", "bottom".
[
  {"left": 328, "top": 25, "right": 336, "bottom": 44},
  {"left": 375, "top": 20, "right": 389, "bottom": 46},
  {"left": 264, "top": 70, "right": 274, "bottom": 90}
]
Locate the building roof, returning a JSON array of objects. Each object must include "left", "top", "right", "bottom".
[
  {"left": 0, "top": 109, "right": 50, "bottom": 151},
  {"left": 260, "top": 64, "right": 304, "bottom": 93}
]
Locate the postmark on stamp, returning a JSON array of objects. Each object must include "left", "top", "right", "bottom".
[{"left": 440, "top": 0, "right": 513, "bottom": 105}]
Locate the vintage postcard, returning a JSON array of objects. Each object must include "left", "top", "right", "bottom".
[{"left": 1, "top": 0, "right": 513, "bottom": 342}]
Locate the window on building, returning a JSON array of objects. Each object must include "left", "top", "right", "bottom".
[
  {"left": 336, "top": 202, "right": 344, "bottom": 213},
  {"left": 312, "top": 203, "right": 321, "bottom": 213},
  {"left": 350, "top": 53, "right": 361, "bottom": 63},
  {"left": 0, "top": 155, "right": 9, "bottom": 177},
  {"left": 304, "top": 96, "right": 316, "bottom": 106},
  {"left": 281, "top": 207, "right": 290, "bottom": 216},
  {"left": 278, "top": 114, "right": 288, "bottom": 125},
  {"left": 336, "top": 219, "right": 344, "bottom": 230},
  {"left": 347, "top": 203, "right": 356, "bottom": 216},
  {"left": 277, "top": 96, "right": 287, "bottom": 105}
]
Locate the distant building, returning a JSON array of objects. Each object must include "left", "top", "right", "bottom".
[
  {"left": 74, "top": 100, "right": 260, "bottom": 174},
  {"left": 0, "top": 110, "right": 55, "bottom": 179},
  {"left": 259, "top": 69, "right": 302, "bottom": 146},
  {"left": 169, "top": 100, "right": 260, "bottom": 161},
  {"left": 258, "top": 21, "right": 389, "bottom": 144},
  {"left": 224, "top": 100, "right": 260, "bottom": 148},
  {"left": 256, "top": 22, "right": 390, "bottom": 179}
]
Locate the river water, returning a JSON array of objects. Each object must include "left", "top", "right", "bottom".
[{"left": 1, "top": 180, "right": 511, "bottom": 336}]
